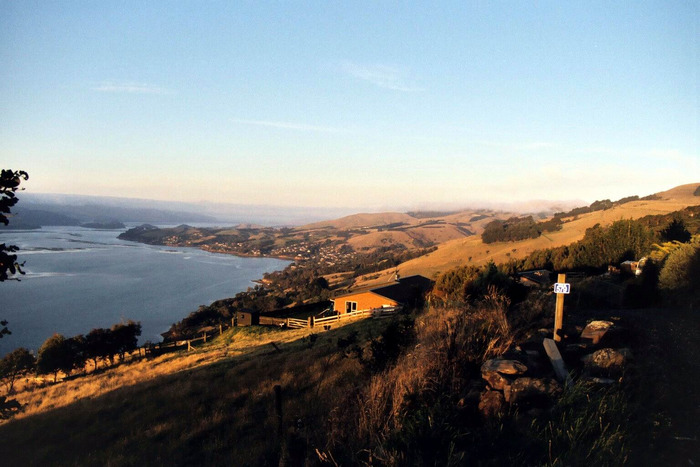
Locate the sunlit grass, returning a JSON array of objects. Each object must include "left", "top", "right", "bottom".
[{"left": 0, "top": 316, "right": 388, "bottom": 465}]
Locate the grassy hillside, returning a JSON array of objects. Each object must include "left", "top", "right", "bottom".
[
  {"left": 0, "top": 317, "right": 386, "bottom": 465},
  {"left": 356, "top": 183, "right": 700, "bottom": 285}
]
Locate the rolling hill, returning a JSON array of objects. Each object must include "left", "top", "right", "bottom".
[{"left": 354, "top": 183, "right": 700, "bottom": 285}]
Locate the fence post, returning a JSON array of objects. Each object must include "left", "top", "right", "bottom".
[
  {"left": 187, "top": 340, "right": 191, "bottom": 351},
  {"left": 219, "top": 324, "right": 223, "bottom": 336},
  {"left": 554, "top": 273, "right": 566, "bottom": 342}
]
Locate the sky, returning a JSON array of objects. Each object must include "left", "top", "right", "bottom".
[{"left": 1, "top": 1, "right": 698, "bottom": 211}]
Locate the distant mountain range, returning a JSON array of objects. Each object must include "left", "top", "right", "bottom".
[{"left": 0, "top": 192, "right": 602, "bottom": 230}]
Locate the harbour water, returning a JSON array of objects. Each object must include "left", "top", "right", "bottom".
[{"left": 0, "top": 226, "right": 290, "bottom": 355}]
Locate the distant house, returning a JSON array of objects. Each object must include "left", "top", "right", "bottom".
[
  {"left": 620, "top": 258, "right": 646, "bottom": 276},
  {"left": 332, "top": 275, "right": 433, "bottom": 314},
  {"left": 516, "top": 270, "right": 553, "bottom": 288}
]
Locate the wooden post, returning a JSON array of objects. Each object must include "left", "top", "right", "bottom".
[
  {"left": 203, "top": 332, "right": 207, "bottom": 343},
  {"left": 187, "top": 340, "right": 191, "bottom": 351},
  {"left": 232, "top": 318, "right": 235, "bottom": 328},
  {"left": 307, "top": 316, "right": 313, "bottom": 328},
  {"left": 554, "top": 273, "right": 566, "bottom": 342},
  {"left": 219, "top": 324, "right": 223, "bottom": 336}
]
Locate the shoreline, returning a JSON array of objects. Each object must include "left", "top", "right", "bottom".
[{"left": 199, "top": 244, "right": 298, "bottom": 262}]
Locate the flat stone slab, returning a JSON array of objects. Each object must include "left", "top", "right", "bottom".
[
  {"left": 481, "top": 358, "right": 528, "bottom": 375},
  {"left": 580, "top": 320, "right": 615, "bottom": 345}
]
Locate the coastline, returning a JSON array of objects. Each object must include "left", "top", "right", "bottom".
[{"left": 0, "top": 228, "right": 291, "bottom": 354}]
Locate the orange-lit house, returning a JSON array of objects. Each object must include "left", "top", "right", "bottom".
[{"left": 332, "top": 275, "right": 433, "bottom": 314}]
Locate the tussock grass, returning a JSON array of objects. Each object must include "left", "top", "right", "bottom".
[{"left": 326, "top": 292, "right": 517, "bottom": 465}]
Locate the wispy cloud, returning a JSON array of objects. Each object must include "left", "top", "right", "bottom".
[
  {"left": 340, "top": 60, "right": 423, "bottom": 92},
  {"left": 231, "top": 118, "right": 344, "bottom": 133},
  {"left": 92, "top": 81, "right": 169, "bottom": 94},
  {"left": 475, "top": 140, "right": 559, "bottom": 151}
]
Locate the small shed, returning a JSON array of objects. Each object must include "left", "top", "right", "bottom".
[{"left": 235, "top": 311, "right": 260, "bottom": 327}]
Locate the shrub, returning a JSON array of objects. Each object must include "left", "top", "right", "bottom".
[{"left": 658, "top": 241, "right": 700, "bottom": 302}]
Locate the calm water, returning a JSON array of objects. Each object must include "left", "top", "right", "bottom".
[{"left": 0, "top": 227, "right": 290, "bottom": 355}]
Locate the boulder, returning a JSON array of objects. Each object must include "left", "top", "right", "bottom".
[
  {"left": 482, "top": 370, "right": 513, "bottom": 390},
  {"left": 481, "top": 358, "right": 528, "bottom": 375},
  {"left": 581, "top": 348, "right": 632, "bottom": 376},
  {"left": 580, "top": 320, "right": 614, "bottom": 345},
  {"left": 505, "top": 377, "right": 562, "bottom": 405},
  {"left": 479, "top": 390, "right": 506, "bottom": 418}
]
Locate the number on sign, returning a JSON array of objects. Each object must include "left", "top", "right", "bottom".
[{"left": 554, "top": 283, "right": 570, "bottom": 294}]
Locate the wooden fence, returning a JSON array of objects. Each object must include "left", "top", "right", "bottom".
[{"left": 146, "top": 306, "right": 402, "bottom": 356}]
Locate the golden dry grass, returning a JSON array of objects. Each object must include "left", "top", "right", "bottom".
[
  {"left": 355, "top": 183, "right": 700, "bottom": 284},
  {"left": 0, "top": 315, "right": 391, "bottom": 465},
  {"left": 299, "top": 212, "right": 417, "bottom": 230},
  {"left": 3, "top": 323, "right": 339, "bottom": 423}
]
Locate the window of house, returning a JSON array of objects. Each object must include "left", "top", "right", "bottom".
[{"left": 345, "top": 301, "right": 358, "bottom": 313}]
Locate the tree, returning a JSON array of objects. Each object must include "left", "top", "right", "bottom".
[
  {"left": 84, "top": 328, "right": 111, "bottom": 371},
  {"left": 0, "top": 169, "right": 29, "bottom": 339},
  {"left": 660, "top": 218, "right": 691, "bottom": 243},
  {"left": 110, "top": 321, "right": 141, "bottom": 361},
  {"left": 0, "top": 348, "right": 35, "bottom": 393},
  {"left": 37, "top": 334, "right": 75, "bottom": 383},
  {"left": 0, "top": 169, "right": 29, "bottom": 282}
]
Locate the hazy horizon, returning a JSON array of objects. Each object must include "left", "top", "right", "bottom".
[{"left": 2, "top": 2, "right": 697, "bottom": 209}]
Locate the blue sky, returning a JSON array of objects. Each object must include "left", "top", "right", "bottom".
[{"left": 1, "top": 1, "right": 697, "bottom": 210}]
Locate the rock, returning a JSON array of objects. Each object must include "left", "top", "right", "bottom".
[
  {"left": 482, "top": 370, "right": 513, "bottom": 390},
  {"left": 479, "top": 390, "right": 506, "bottom": 418},
  {"left": 587, "top": 376, "right": 619, "bottom": 385},
  {"left": 581, "top": 348, "right": 632, "bottom": 376},
  {"left": 481, "top": 358, "right": 528, "bottom": 375},
  {"left": 580, "top": 320, "right": 614, "bottom": 345},
  {"left": 506, "top": 377, "right": 562, "bottom": 405}
]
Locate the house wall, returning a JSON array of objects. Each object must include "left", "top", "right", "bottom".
[
  {"left": 332, "top": 291, "right": 399, "bottom": 313},
  {"left": 236, "top": 312, "right": 259, "bottom": 326}
]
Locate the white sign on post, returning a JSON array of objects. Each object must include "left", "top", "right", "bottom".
[{"left": 554, "top": 283, "right": 570, "bottom": 294}]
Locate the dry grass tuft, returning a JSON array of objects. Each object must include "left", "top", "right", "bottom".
[{"left": 345, "top": 291, "right": 515, "bottom": 463}]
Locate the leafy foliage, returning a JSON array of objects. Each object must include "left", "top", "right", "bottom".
[
  {"left": 481, "top": 216, "right": 562, "bottom": 244},
  {"left": 658, "top": 240, "right": 700, "bottom": 301},
  {"left": 521, "top": 219, "right": 653, "bottom": 272},
  {"left": 433, "top": 261, "right": 524, "bottom": 305},
  {"left": 660, "top": 218, "right": 692, "bottom": 243},
  {"left": 0, "top": 348, "right": 35, "bottom": 393},
  {"left": 0, "top": 169, "right": 29, "bottom": 283},
  {"left": 37, "top": 334, "right": 75, "bottom": 383}
]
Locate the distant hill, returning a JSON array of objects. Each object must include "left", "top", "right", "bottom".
[
  {"left": 15, "top": 193, "right": 219, "bottom": 226},
  {"left": 355, "top": 183, "right": 700, "bottom": 284},
  {"left": 299, "top": 212, "right": 418, "bottom": 230},
  {"left": 0, "top": 209, "right": 80, "bottom": 229}
]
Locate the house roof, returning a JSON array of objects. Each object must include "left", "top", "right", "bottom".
[
  {"left": 516, "top": 270, "right": 553, "bottom": 286},
  {"left": 333, "top": 275, "right": 433, "bottom": 304}
]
